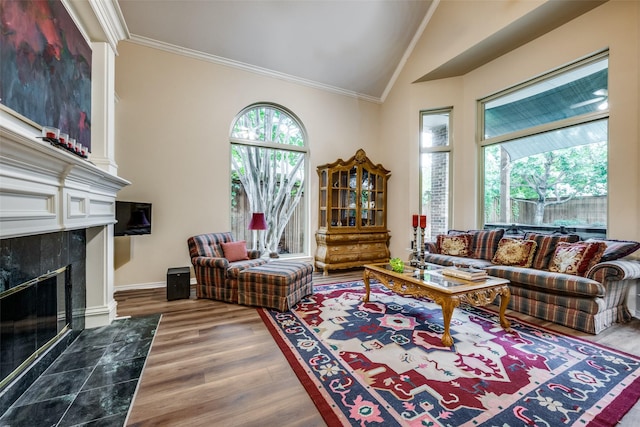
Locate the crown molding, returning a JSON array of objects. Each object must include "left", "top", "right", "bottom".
[
  {"left": 127, "top": 35, "right": 382, "bottom": 104},
  {"left": 64, "top": 0, "right": 129, "bottom": 53}
]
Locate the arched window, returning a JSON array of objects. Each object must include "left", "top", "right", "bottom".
[{"left": 230, "top": 103, "right": 309, "bottom": 257}]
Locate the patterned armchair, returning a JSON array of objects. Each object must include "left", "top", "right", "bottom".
[{"left": 187, "top": 232, "right": 267, "bottom": 302}]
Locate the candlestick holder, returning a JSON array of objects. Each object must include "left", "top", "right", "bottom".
[
  {"left": 418, "top": 225, "right": 428, "bottom": 269},
  {"left": 409, "top": 226, "right": 421, "bottom": 267}
]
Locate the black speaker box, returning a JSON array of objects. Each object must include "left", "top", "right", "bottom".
[{"left": 167, "top": 267, "right": 190, "bottom": 300}]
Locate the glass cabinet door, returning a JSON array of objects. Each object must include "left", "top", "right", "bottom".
[
  {"left": 360, "top": 167, "right": 384, "bottom": 227},
  {"left": 375, "top": 174, "right": 385, "bottom": 226},
  {"left": 330, "top": 168, "right": 356, "bottom": 227},
  {"left": 319, "top": 170, "right": 328, "bottom": 227},
  {"left": 320, "top": 149, "right": 388, "bottom": 231},
  {"left": 347, "top": 167, "right": 357, "bottom": 227}
]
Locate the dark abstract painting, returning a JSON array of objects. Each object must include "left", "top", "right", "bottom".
[{"left": 0, "top": 0, "right": 91, "bottom": 150}]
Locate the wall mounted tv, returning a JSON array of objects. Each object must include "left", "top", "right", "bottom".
[{"left": 115, "top": 201, "right": 152, "bottom": 236}]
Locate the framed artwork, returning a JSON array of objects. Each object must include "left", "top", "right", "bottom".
[{"left": 0, "top": 0, "right": 92, "bottom": 150}]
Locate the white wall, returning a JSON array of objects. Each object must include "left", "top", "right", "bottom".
[
  {"left": 114, "top": 0, "right": 639, "bottom": 288},
  {"left": 114, "top": 44, "right": 381, "bottom": 287}
]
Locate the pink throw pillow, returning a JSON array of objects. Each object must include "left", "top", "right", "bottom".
[{"left": 221, "top": 241, "right": 250, "bottom": 262}]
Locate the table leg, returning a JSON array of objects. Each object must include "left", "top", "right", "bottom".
[
  {"left": 440, "top": 298, "right": 458, "bottom": 347},
  {"left": 363, "top": 269, "right": 371, "bottom": 302},
  {"left": 499, "top": 286, "right": 512, "bottom": 331}
]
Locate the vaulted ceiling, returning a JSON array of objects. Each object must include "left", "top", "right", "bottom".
[{"left": 117, "top": 0, "right": 606, "bottom": 102}]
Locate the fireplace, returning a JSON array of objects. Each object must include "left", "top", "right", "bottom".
[
  {"left": 1, "top": 265, "right": 70, "bottom": 381},
  {"left": 0, "top": 113, "right": 129, "bottom": 412},
  {"left": 0, "top": 230, "right": 87, "bottom": 410}
]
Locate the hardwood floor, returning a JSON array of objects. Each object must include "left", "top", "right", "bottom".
[{"left": 116, "top": 269, "right": 640, "bottom": 426}]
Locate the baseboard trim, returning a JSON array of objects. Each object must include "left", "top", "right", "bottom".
[
  {"left": 115, "top": 278, "right": 197, "bottom": 292},
  {"left": 84, "top": 300, "right": 118, "bottom": 328}
]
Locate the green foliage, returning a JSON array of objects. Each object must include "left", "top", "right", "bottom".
[
  {"left": 231, "top": 105, "right": 304, "bottom": 147},
  {"left": 484, "top": 140, "right": 607, "bottom": 225},
  {"left": 509, "top": 142, "right": 607, "bottom": 199},
  {"left": 230, "top": 171, "right": 242, "bottom": 208},
  {"left": 483, "top": 145, "right": 502, "bottom": 221}
]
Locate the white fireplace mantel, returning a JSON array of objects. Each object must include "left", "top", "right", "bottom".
[{"left": 0, "top": 113, "right": 130, "bottom": 239}]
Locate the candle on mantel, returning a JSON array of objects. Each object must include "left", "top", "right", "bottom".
[
  {"left": 412, "top": 215, "right": 418, "bottom": 228},
  {"left": 42, "top": 126, "right": 59, "bottom": 139},
  {"left": 419, "top": 215, "right": 427, "bottom": 229}
]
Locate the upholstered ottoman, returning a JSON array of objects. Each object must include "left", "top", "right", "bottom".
[{"left": 237, "top": 261, "right": 314, "bottom": 311}]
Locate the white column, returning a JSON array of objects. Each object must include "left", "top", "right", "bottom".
[
  {"left": 84, "top": 41, "right": 119, "bottom": 327},
  {"left": 85, "top": 224, "right": 117, "bottom": 327},
  {"left": 89, "top": 42, "right": 118, "bottom": 175}
]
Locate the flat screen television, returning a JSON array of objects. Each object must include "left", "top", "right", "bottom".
[{"left": 115, "top": 201, "right": 152, "bottom": 236}]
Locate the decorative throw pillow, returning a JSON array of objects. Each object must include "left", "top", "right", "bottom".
[
  {"left": 221, "top": 240, "right": 250, "bottom": 262},
  {"left": 436, "top": 234, "right": 473, "bottom": 257},
  {"left": 491, "top": 238, "right": 537, "bottom": 267},
  {"left": 585, "top": 238, "right": 640, "bottom": 262},
  {"left": 548, "top": 241, "right": 607, "bottom": 276},
  {"left": 524, "top": 232, "right": 580, "bottom": 270},
  {"left": 469, "top": 229, "right": 505, "bottom": 260}
]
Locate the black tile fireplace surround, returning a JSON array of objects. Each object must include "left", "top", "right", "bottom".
[{"left": 0, "top": 230, "right": 87, "bottom": 412}]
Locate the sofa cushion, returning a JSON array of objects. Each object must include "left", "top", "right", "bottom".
[
  {"left": 548, "top": 241, "right": 607, "bottom": 276},
  {"left": 585, "top": 238, "right": 640, "bottom": 262},
  {"left": 469, "top": 229, "right": 505, "bottom": 260},
  {"left": 484, "top": 265, "right": 605, "bottom": 298},
  {"left": 524, "top": 232, "right": 580, "bottom": 270},
  {"left": 221, "top": 240, "right": 250, "bottom": 262},
  {"left": 491, "top": 238, "right": 537, "bottom": 267},
  {"left": 436, "top": 234, "right": 473, "bottom": 256},
  {"left": 423, "top": 253, "right": 493, "bottom": 269},
  {"left": 227, "top": 258, "right": 269, "bottom": 278}
]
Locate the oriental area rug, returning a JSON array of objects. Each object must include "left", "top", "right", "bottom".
[{"left": 258, "top": 281, "right": 640, "bottom": 427}]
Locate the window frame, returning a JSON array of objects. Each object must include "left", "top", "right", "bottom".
[
  {"left": 229, "top": 102, "right": 310, "bottom": 257},
  {"left": 477, "top": 51, "right": 609, "bottom": 234},
  {"left": 419, "top": 107, "right": 453, "bottom": 240}
]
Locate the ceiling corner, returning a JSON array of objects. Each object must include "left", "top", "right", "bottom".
[{"left": 414, "top": 0, "right": 608, "bottom": 83}]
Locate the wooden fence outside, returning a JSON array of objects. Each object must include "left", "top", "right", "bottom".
[
  {"left": 231, "top": 187, "right": 305, "bottom": 255},
  {"left": 486, "top": 195, "right": 607, "bottom": 226}
]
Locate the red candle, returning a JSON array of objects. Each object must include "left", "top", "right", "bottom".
[
  {"left": 419, "top": 215, "right": 427, "bottom": 228},
  {"left": 412, "top": 215, "right": 418, "bottom": 228},
  {"left": 42, "top": 126, "right": 59, "bottom": 140}
]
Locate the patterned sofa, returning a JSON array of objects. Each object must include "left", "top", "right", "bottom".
[{"left": 423, "top": 229, "right": 640, "bottom": 334}]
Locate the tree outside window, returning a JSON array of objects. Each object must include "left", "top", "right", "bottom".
[{"left": 230, "top": 104, "right": 308, "bottom": 256}]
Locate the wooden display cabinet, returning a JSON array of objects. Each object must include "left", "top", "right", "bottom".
[{"left": 315, "top": 149, "right": 391, "bottom": 275}]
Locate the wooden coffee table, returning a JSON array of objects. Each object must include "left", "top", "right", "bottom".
[{"left": 363, "top": 262, "right": 512, "bottom": 347}]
